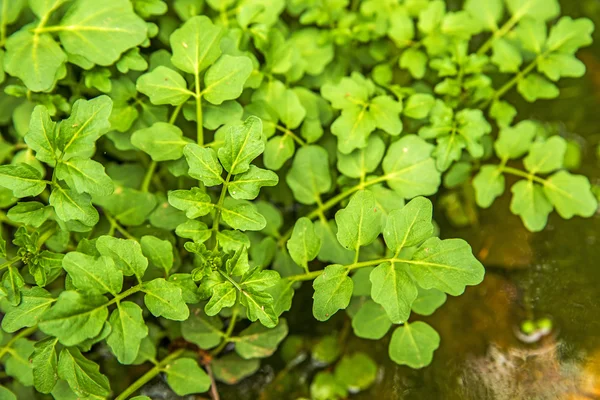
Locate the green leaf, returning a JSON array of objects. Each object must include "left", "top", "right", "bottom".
[
  {"left": 272, "top": 88, "right": 307, "bottom": 130},
  {"left": 389, "top": 321, "right": 440, "bottom": 368},
  {"left": 32, "top": 337, "right": 59, "bottom": 394},
  {"left": 4, "top": 30, "right": 66, "bottom": 92},
  {"left": 382, "top": 135, "right": 441, "bottom": 198},
  {"left": 211, "top": 353, "right": 260, "bottom": 384},
  {"left": 2, "top": 266, "right": 24, "bottom": 306},
  {"left": 0, "top": 163, "right": 46, "bottom": 198},
  {"left": 55, "top": 158, "right": 114, "bottom": 196},
  {"left": 517, "top": 74, "right": 559, "bottom": 102},
  {"left": 39, "top": 291, "right": 108, "bottom": 346},
  {"left": 315, "top": 220, "right": 355, "bottom": 265},
  {"left": 235, "top": 319, "right": 288, "bottom": 359},
  {"left": 465, "top": 0, "right": 503, "bottom": 31},
  {"left": 62, "top": 252, "right": 123, "bottom": 295},
  {"left": 312, "top": 264, "right": 353, "bottom": 321},
  {"left": 524, "top": 136, "right": 566, "bottom": 174},
  {"left": 50, "top": 185, "right": 98, "bottom": 226},
  {"left": 168, "top": 188, "right": 213, "bottom": 219},
  {"left": 331, "top": 105, "right": 376, "bottom": 154},
  {"left": 7, "top": 201, "right": 52, "bottom": 228},
  {"left": 370, "top": 96, "right": 403, "bottom": 135},
  {"left": 170, "top": 15, "right": 223, "bottom": 76},
  {"left": 106, "top": 302, "right": 149, "bottom": 364},
  {"left": 141, "top": 235, "right": 173, "bottom": 273},
  {"left": 221, "top": 198, "right": 266, "bottom": 231},
  {"left": 370, "top": 262, "right": 417, "bottom": 323},
  {"left": 515, "top": 18, "right": 547, "bottom": 54},
  {"left": 5, "top": 338, "right": 34, "bottom": 385},
  {"left": 473, "top": 165, "right": 505, "bottom": 208},
  {"left": 181, "top": 308, "right": 224, "bottom": 349},
  {"left": 286, "top": 145, "right": 331, "bottom": 205},
  {"left": 184, "top": 144, "right": 224, "bottom": 186},
  {"left": 544, "top": 171, "right": 597, "bottom": 219},
  {"left": 510, "top": 180, "right": 553, "bottom": 232},
  {"left": 403, "top": 93, "right": 435, "bottom": 119},
  {"left": 310, "top": 371, "right": 347, "bottom": 400},
  {"left": 2, "top": 287, "right": 55, "bottom": 333},
  {"left": 131, "top": 122, "right": 188, "bottom": 161},
  {"left": 57, "top": 347, "right": 110, "bottom": 398},
  {"left": 24, "top": 105, "right": 59, "bottom": 164},
  {"left": 409, "top": 237, "right": 485, "bottom": 295},
  {"left": 351, "top": 300, "right": 392, "bottom": 340},
  {"left": 335, "top": 190, "right": 382, "bottom": 252},
  {"left": 287, "top": 217, "right": 321, "bottom": 271},
  {"left": 96, "top": 236, "right": 148, "bottom": 280},
  {"left": 411, "top": 287, "right": 447, "bottom": 316},
  {"left": 334, "top": 352, "right": 377, "bottom": 391},
  {"left": 218, "top": 116, "right": 264, "bottom": 174},
  {"left": 546, "top": 17, "right": 594, "bottom": 54},
  {"left": 490, "top": 100, "right": 517, "bottom": 128},
  {"left": 166, "top": 358, "right": 211, "bottom": 395},
  {"left": 400, "top": 48, "right": 428, "bottom": 79},
  {"left": 143, "top": 278, "right": 189, "bottom": 321},
  {"left": 384, "top": 196, "right": 434, "bottom": 253},
  {"left": 239, "top": 288, "right": 278, "bottom": 328},
  {"left": 137, "top": 66, "right": 194, "bottom": 106},
  {"left": 337, "top": 135, "right": 385, "bottom": 179},
  {"left": 228, "top": 165, "right": 279, "bottom": 200},
  {"left": 491, "top": 38, "right": 522, "bottom": 73},
  {"left": 203, "top": 55, "right": 253, "bottom": 105},
  {"left": 494, "top": 120, "right": 538, "bottom": 159},
  {"left": 264, "top": 135, "right": 295, "bottom": 170},
  {"left": 0, "top": 386, "right": 16, "bottom": 400},
  {"left": 58, "top": 0, "right": 147, "bottom": 65},
  {"left": 176, "top": 219, "right": 212, "bottom": 243},
  {"left": 205, "top": 282, "right": 236, "bottom": 316},
  {"left": 538, "top": 53, "right": 586, "bottom": 81},
  {"left": 505, "top": 0, "right": 560, "bottom": 21}
]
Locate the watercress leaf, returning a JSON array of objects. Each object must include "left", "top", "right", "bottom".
[
  {"left": 411, "top": 287, "right": 447, "bottom": 316},
  {"left": 170, "top": 15, "right": 223, "bottom": 75},
  {"left": 510, "top": 180, "right": 553, "bottom": 232},
  {"left": 546, "top": 17, "right": 594, "bottom": 54},
  {"left": 62, "top": 252, "right": 123, "bottom": 295},
  {"left": 39, "top": 291, "right": 109, "bottom": 346},
  {"left": 24, "top": 105, "right": 59, "bottom": 164},
  {"left": 310, "top": 371, "right": 347, "bottom": 400},
  {"left": 55, "top": 158, "right": 114, "bottom": 196},
  {"left": 263, "top": 136, "right": 294, "bottom": 171},
  {"left": 0, "top": 386, "right": 16, "bottom": 400},
  {"left": 57, "top": 95, "right": 113, "bottom": 160},
  {"left": 491, "top": 38, "right": 522, "bottom": 73},
  {"left": 182, "top": 308, "right": 224, "bottom": 349},
  {"left": 211, "top": 353, "right": 260, "bottom": 384},
  {"left": 107, "top": 302, "right": 149, "bottom": 364},
  {"left": 166, "top": 358, "right": 211, "bottom": 395},
  {"left": 314, "top": 219, "right": 355, "bottom": 265},
  {"left": 228, "top": 165, "right": 279, "bottom": 200},
  {"left": 312, "top": 264, "right": 353, "bottom": 321},
  {"left": 384, "top": 196, "right": 434, "bottom": 253},
  {"left": 2, "top": 287, "right": 54, "bottom": 333},
  {"left": 95, "top": 187, "right": 157, "bottom": 226},
  {"left": 517, "top": 73, "right": 559, "bottom": 102},
  {"left": 494, "top": 120, "right": 538, "bottom": 159},
  {"left": 321, "top": 75, "right": 370, "bottom": 109},
  {"left": 400, "top": 48, "right": 428, "bottom": 79},
  {"left": 331, "top": 105, "right": 377, "bottom": 155},
  {"left": 176, "top": 220, "right": 212, "bottom": 243},
  {"left": 221, "top": 198, "right": 266, "bottom": 231},
  {"left": 515, "top": 17, "right": 547, "bottom": 54},
  {"left": 272, "top": 88, "right": 307, "bottom": 129},
  {"left": 287, "top": 217, "right": 321, "bottom": 271},
  {"left": 136, "top": 66, "right": 194, "bottom": 106},
  {"left": 382, "top": 135, "right": 441, "bottom": 198},
  {"left": 203, "top": 101, "right": 244, "bottom": 130},
  {"left": 50, "top": 186, "right": 99, "bottom": 227},
  {"left": 131, "top": 122, "right": 188, "bottom": 161},
  {"left": 184, "top": 144, "right": 224, "bottom": 186},
  {"left": 57, "top": 347, "right": 111, "bottom": 398},
  {"left": 2, "top": 266, "right": 24, "bottom": 305},
  {"left": 203, "top": 55, "right": 253, "bottom": 105},
  {"left": 370, "top": 261, "right": 417, "bottom": 323},
  {"left": 286, "top": 145, "right": 331, "bottom": 205},
  {"left": 544, "top": 171, "right": 598, "bottom": 219},
  {"left": 5, "top": 338, "right": 34, "bottom": 385},
  {"left": 205, "top": 282, "right": 236, "bottom": 316},
  {"left": 168, "top": 188, "right": 213, "bottom": 219},
  {"left": 523, "top": 136, "right": 566, "bottom": 174},
  {"left": 96, "top": 236, "right": 148, "bottom": 280},
  {"left": 32, "top": 337, "right": 59, "bottom": 394},
  {"left": 240, "top": 288, "right": 278, "bottom": 327},
  {"left": 464, "top": 0, "right": 503, "bottom": 31},
  {"left": 4, "top": 30, "right": 66, "bottom": 92},
  {"left": 538, "top": 53, "right": 586, "bottom": 81},
  {"left": 389, "top": 321, "right": 440, "bottom": 368},
  {"left": 409, "top": 237, "right": 485, "bottom": 295},
  {"left": 505, "top": 0, "right": 560, "bottom": 21},
  {"left": 335, "top": 190, "right": 382, "bottom": 252},
  {"left": 473, "top": 165, "right": 506, "bottom": 208},
  {"left": 403, "top": 93, "right": 435, "bottom": 119},
  {"left": 218, "top": 116, "right": 264, "bottom": 174},
  {"left": 235, "top": 319, "right": 288, "bottom": 359},
  {"left": 0, "top": 163, "right": 46, "bottom": 198},
  {"left": 141, "top": 235, "right": 173, "bottom": 274},
  {"left": 351, "top": 299, "right": 392, "bottom": 340},
  {"left": 143, "top": 278, "right": 189, "bottom": 321},
  {"left": 334, "top": 352, "right": 378, "bottom": 391},
  {"left": 337, "top": 135, "right": 385, "bottom": 179}
]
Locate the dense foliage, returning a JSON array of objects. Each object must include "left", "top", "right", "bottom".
[{"left": 0, "top": 0, "right": 596, "bottom": 398}]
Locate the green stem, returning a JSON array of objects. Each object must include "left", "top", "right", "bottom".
[
  {"left": 500, "top": 165, "right": 547, "bottom": 185},
  {"left": 169, "top": 103, "right": 183, "bottom": 125},
  {"left": 211, "top": 172, "right": 232, "bottom": 248},
  {"left": 275, "top": 125, "right": 307, "bottom": 147},
  {"left": 107, "top": 285, "right": 144, "bottom": 307},
  {"left": 140, "top": 160, "right": 157, "bottom": 193},
  {"left": 477, "top": 12, "right": 522, "bottom": 55},
  {"left": 491, "top": 56, "right": 540, "bottom": 102},
  {"left": 195, "top": 74, "right": 203, "bottom": 145},
  {"left": 211, "top": 308, "right": 238, "bottom": 356},
  {"left": 105, "top": 214, "right": 137, "bottom": 241},
  {"left": 0, "top": 256, "right": 22, "bottom": 272},
  {"left": 0, "top": 326, "right": 37, "bottom": 360},
  {"left": 115, "top": 348, "right": 186, "bottom": 400}
]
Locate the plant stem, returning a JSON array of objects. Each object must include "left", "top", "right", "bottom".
[
  {"left": 501, "top": 165, "right": 547, "bottom": 185},
  {"left": 0, "top": 326, "right": 37, "bottom": 359},
  {"left": 477, "top": 12, "right": 522, "bottom": 55},
  {"left": 169, "top": 102, "right": 184, "bottom": 124},
  {"left": 211, "top": 308, "right": 238, "bottom": 356},
  {"left": 115, "top": 348, "right": 185, "bottom": 400},
  {"left": 140, "top": 160, "right": 157, "bottom": 193},
  {"left": 211, "top": 172, "right": 232, "bottom": 248},
  {"left": 105, "top": 214, "right": 137, "bottom": 241},
  {"left": 275, "top": 125, "right": 307, "bottom": 147},
  {"left": 0, "top": 256, "right": 22, "bottom": 272},
  {"left": 491, "top": 56, "right": 540, "bottom": 102},
  {"left": 206, "top": 364, "right": 221, "bottom": 400}
]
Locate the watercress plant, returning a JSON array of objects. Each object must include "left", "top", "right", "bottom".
[{"left": 0, "top": 0, "right": 596, "bottom": 398}]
